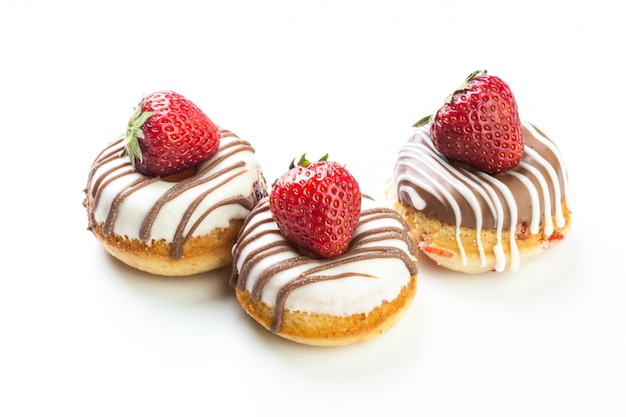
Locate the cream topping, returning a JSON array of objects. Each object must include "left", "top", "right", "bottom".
[
  {"left": 84, "top": 129, "right": 266, "bottom": 259},
  {"left": 394, "top": 121, "right": 569, "bottom": 272},
  {"left": 230, "top": 197, "right": 418, "bottom": 333}
]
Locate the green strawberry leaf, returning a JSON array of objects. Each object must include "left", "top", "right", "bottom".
[
  {"left": 121, "top": 100, "right": 153, "bottom": 168},
  {"left": 413, "top": 115, "right": 432, "bottom": 128}
]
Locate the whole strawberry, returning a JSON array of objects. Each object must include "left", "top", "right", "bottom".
[
  {"left": 270, "top": 154, "right": 362, "bottom": 258},
  {"left": 415, "top": 70, "right": 524, "bottom": 174},
  {"left": 123, "top": 91, "right": 221, "bottom": 177}
]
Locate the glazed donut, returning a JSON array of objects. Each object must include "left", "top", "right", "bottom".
[
  {"left": 230, "top": 196, "right": 418, "bottom": 346},
  {"left": 84, "top": 129, "right": 267, "bottom": 276},
  {"left": 390, "top": 121, "right": 572, "bottom": 273}
]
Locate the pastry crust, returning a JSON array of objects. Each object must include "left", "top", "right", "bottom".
[
  {"left": 391, "top": 198, "right": 571, "bottom": 273},
  {"left": 235, "top": 276, "right": 416, "bottom": 346},
  {"left": 91, "top": 219, "right": 243, "bottom": 276}
]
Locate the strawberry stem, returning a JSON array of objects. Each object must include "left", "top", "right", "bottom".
[
  {"left": 274, "top": 153, "right": 329, "bottom": 187},
  {"left": 414, "top": 70, "right": 487, "bottom": 127},
  {"left": 121, "top": 99, "right": 153, "bottom": 168},
  {"left": 289, "top": 153, "right": 328, "bottom": 169},
  {"left": 445, "top": 69, "right": 487, "bottom": 104}
]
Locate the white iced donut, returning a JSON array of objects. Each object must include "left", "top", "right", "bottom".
[
  {"left": 84, "top": 129, "right": 267, "bottom": 276},
  {"left": 230, "top": 196, "right": 418, "bottom": 346}
]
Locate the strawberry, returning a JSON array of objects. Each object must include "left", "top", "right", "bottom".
[
  {"left": 123, "top": 91, "right": 220, "bottom": 177},
  {"left": 269, "top": 154, "right": 362, "bottom": 258},
  {"left": 415, "top": 70, "right": 524, "bottom": 174}
]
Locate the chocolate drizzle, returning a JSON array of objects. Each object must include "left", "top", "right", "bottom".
[
  {"left": 393, "top": 121, "right": 570, "bottom": 271},
  {"left": 394, "top": 122, "right": 568, "bottom": 231},
  {"left": 230, "top": 198, "right": 418, "bottom": 332},
  {"left": 85, "top": 129, "right": 265, "bottom": 259}
]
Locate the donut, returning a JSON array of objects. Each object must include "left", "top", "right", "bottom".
[
  {"left": 230, "top": 196, "right": 418, "bottom": 346},
  {"left": 389, "top": 121, "right": 572, "bottom": 273},
  {"left": 84, "top": 129, "right": 267, "bottom": 276}
]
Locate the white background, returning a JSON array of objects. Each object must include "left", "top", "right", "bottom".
[{"left": 1, "top": 0, "right": 624, "bottom": 416}]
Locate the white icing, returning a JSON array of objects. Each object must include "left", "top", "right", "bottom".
[
  {"left": 512, "top": 163, "right": 545, "bottom": 235},
  {"left": 477, "top": 172, "right": 519, "bottom": 271},
  {"left": 524, "top": 127, "right": 567, "bottom": 229},
  {"left": 88, "top": 131, "right": 263, "bottom": 241}
]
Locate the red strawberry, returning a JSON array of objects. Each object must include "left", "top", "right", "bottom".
[
  {"left": 415, "top": 70, "right": 524, "bottom": 174},
  {"left": 123, "top": 91, "right": 221, "bottom": 177},
  {"left": 269, "top": 154, "right": 362, "bottom": 258}
]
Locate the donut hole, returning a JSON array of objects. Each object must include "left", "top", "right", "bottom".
[{"left": 161, "top": 166, "right": 197, "bottom": 182}]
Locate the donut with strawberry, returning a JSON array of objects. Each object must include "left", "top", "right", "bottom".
[
  {"left": 230, "top": 154, "right": 418, "bottom": 346},
  {"left": 389, "top": 70, "right": 572, "bottom": 273},
  {"left": 84, "top": 91, "right": 267, "bottom": 276}
]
